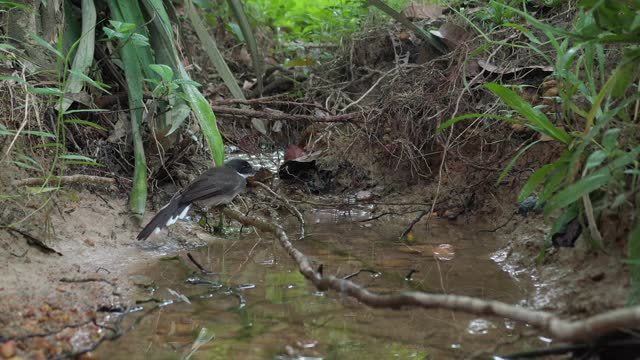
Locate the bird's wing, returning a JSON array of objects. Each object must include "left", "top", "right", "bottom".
[{"left": 178, "top": 167, "right": 246, "bottom": 205}]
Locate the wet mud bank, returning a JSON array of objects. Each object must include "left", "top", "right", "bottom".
[{"left": 0, "top": 181, "right": 629, "bottom": 358}]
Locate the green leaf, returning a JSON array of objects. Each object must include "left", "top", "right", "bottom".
[
  {"left": 0, "top": 75, "right": 27, "bottom": 84},
  {"left": 29, "top": 32, "right": 64, "bottom": 60},
  {"left": 58, "top": 154, "right": 97, "bottom": 162},
  {"left": 486, "top": 83, "right": 572, "bottom": 144},
  {"left": 64, "top": 119, "right": 107, "bottom": 131},
  {"left": 149, "top": 64, "right": 174, "bottom": 82},
  {"left": 21, "top": 130, "right": 56, "bottom": 138},
  {"left": 61, "top": 0, "right": 98, "bottom": 113},
  {"left": 602, "top": 128, "right": 620, "bottom": 151},
  {"left": 549, "top": 202, "right": 579, "bottom": 238},
  {"left": 497, "top": 140, "right": 542, "bottom": 184},
  {"left": 28, "top": 87, "right": 64, "bottom": 96},
  {"left": 227, "top": 0, "right": 264, "bottom": 96},
  {"left": 628, "top": 222, "right": 640, "bottom": 305},
  {"left": 438, "top": 113, "right": 522, "bottom": 131},
  {"left": 585, "top": 150, "right": 606, "bottom": 170},
  {"left": 545, "top": 169, "right": 611, "bottom": 214},
  {"left": 518, "top": 162, "right": 558, "bottom": 202},
  {"left": 27, "top": 186, "right": 60, "bottom": 194}
]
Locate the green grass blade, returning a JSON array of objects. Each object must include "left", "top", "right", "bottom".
[
  {"left": 496, "top": 140, "right": 542, "bottom": 184},
  {"left": 438, "top": 113, "right": 522, "bottom": 132}
]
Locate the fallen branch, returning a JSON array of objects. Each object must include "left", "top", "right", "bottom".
[
  {"left": 222, "top": 207, "right": 640, "bottom": 342},
  {"left": 211, "top": 106, "right": 362, "bottom": 123},
  {"left": 251, "top": 181, "right": 305, "bottom": 240},
  {"left": 11, "top": 175, "right": 116, "bottom": 187}
]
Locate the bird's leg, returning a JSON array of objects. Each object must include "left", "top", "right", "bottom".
[{"left": 213, "top": 212, "right": 225, "bottom": 234}]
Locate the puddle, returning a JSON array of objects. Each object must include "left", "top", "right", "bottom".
[{"left": 97, "top": 218, "right": 546, "bottom": 359}]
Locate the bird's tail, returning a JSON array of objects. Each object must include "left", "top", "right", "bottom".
[{"left": 136, "top": 196, "right": 191, "bottom": 241}]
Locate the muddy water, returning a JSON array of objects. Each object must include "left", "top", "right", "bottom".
[{"left": 97, "top": 215, "right": 544, "bottom": 359}]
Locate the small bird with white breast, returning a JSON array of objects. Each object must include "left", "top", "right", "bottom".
[{"left": 136, "top": 159, "right": 255, "bottom": 241}]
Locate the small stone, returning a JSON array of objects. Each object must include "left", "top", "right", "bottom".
[
  {"left": 1, "top": 341, "right": 17, "bottom": 358},
  {"left": 355, "top": 190, "right": 373, "bottom": 202}
]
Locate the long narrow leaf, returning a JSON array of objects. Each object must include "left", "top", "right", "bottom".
[
  {"left": 227, "top": 0, "right": 263, "bottom": 95},
  {"left": 486, "top": 83, "right": 572, "bottom": 144},
  {"left": 184, "top": 0, "right": 245, "bottom": 100},
  {"left": 545, "top": 170, "right": 611, "bottom": 214},
  {"left": 496, "top": 140, "right": 542, "bottom": 184},
  {"left": 108, "top": 0, "right": 148, "bottom": 216},
  {"left": 518, "top": 162, "right": 559, "bottom": 202},
  {"left": 628, "top": 222, "right": 640, "bottom": 305},
  {"left": 61, "top": 0, "right": 97, "bottom": 112},
  {"left": 438, "top": 113, "right": 522, "bottom": 131}
]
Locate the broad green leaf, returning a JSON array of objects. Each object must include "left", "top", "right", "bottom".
[
  {"left": 602, "top": 128, "right": 620, "bottom": 151},
  {"left": 149, "top": 64, "right": 174, "bottom": 82},
  {"left": 545, "top": 169, "right": 611, "bottom": 214},
  {"left": 585, "top": 150, "right": 606, "bottom": 170}
]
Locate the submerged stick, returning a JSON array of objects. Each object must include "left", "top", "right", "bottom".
[{"left": 222, "top": 207, "right": 640, "bottom": 342}]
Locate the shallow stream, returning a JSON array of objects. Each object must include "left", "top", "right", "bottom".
[{"left": 96, "top": 212, "right": 546, "bottom": 359}]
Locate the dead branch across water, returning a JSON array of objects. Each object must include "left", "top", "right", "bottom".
[{"left": 222, "top": 207, "right": 640, "bottom": 343}]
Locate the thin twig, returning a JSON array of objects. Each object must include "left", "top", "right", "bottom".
[{"left": 252, "top": 181, "right": 305, "bottom": 240}]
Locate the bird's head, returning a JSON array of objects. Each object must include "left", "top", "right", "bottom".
[{"left": 224, "top": 159, "right": 256, "bottom": 178}]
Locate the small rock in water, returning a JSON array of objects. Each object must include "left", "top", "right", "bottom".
[
  {"left": 355, "top": 190, "right": 373, "bottom": 202},
  {"left": 518, "top": 195, "right": 542, "bottom": 216}
]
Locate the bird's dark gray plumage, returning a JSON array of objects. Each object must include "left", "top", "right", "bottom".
[{"left": 137, "top": 159, "right": 255, "bottom": 240}]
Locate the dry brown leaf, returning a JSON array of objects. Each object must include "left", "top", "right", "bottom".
[
  {"left": 477, "top": 59, "right": 554, "bottom": 75},
  {"left": 401, "top": 2, "right": 445, "bottom": 20}
]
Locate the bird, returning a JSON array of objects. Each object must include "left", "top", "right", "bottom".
[{"left": 136, "top": 159, "right": 255, "bottom": 241}]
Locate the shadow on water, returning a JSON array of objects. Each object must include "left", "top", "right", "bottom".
[{"left": 97, "top": 213, "right": 544, "bottom": 359}]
